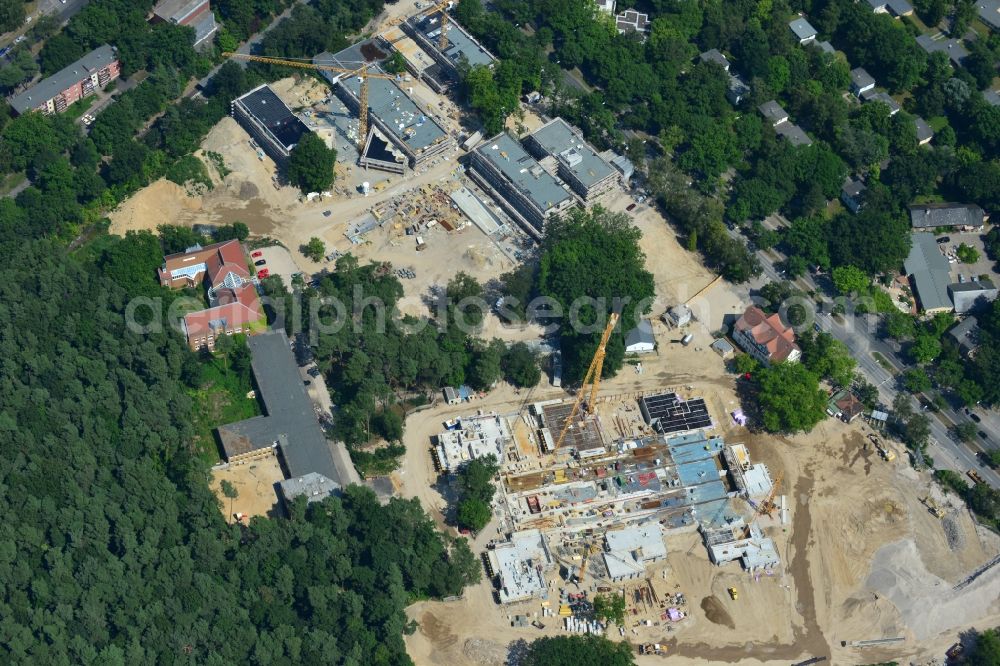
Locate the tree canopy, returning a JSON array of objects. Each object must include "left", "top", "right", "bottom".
[
  {"left": 287, "top": 133, "right": 337, "bottom": 194},
  {"left": 522, "top": 635, "right": 636, "bottom": 666}
]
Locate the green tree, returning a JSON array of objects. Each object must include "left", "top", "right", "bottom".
[
  {"left": 956, "top": 243, "right": 979, "bottom": 264},
  {"left": 884, "top": 311, "right": 916, "bottom": 340},
  {"left": 286, "top": 133, "right": 336, "bottom": 194},
  {"left": 523, "top": 635, "right": 636, "bottom": 666},
  {"left": 456, "top": 498, "right": 492, "bottom": 532},
  {"left": 468, "top": 339, "right": 504, "bottom": 390},
  {"left": 832, "top": 265, "right": 870, "bottom": 295},
  {"left": 755, "top": 363, "right": 828, "bottom": 433},
  {"left": 220, "top": 479, "right": 239, "bottom": 522},
  {"left": 302, "top": 237, "right": 325, "bottom": 262},
  {"left": 911, "top": 333, "right": 942, "bottom": 364},
  {"left": 385, "top": 50, "right": 407, "bottom": 74},
  {"left": 902, "top": 368, "right": 932, "bottom": 393},
  {"left": 593, "top": 593, "right": 626, "bottom": 626},
  {"left": 503, "top": 343, "right": 541, "bottom": 388},
  {"left": 953, "top": 421, "right": 979, "bottom": 443},
  {"left": 0, "top": 0, "right": 25, "bottom": 32}
]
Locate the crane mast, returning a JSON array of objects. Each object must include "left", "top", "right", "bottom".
[{"left": 555, "top": 312, "right": 620, "bottom": 450}]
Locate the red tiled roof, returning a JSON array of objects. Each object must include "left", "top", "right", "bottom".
[
  {"left": 735, "top": 306, "right": 800, "bottom": 363},
  {"left": 183, "top": 285, "right": 263, "bottom": 342},
  {"left": 207, "top": 261, "right": 251, "bottom": 287},
  {"left": 160, "top": 239, "right": 246, "bottom": 287}
]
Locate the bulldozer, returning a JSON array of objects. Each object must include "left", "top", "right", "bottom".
[{"left": 921, "top": 496, "right": 944, "bottom": 519}]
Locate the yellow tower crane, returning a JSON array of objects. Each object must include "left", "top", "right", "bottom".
[
  {"left": 378, "top": 0, "right": 455, "bottom": 50},
  {"left": 555, "top": 312, "right": 620, "bottom": 450},
  {"left": 222, "top": 53, "right": 399, "bottom": 152}
]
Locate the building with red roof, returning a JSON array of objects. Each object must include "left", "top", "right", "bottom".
[
  {"left": 733, "top": 306, "right": 801, "bottom": 366},
  {"left": 158, "top": 239, "right": 265, "bottom": 350}
]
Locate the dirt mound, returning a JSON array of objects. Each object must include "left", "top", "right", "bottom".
[
  {"left": 461, "top": 638, "right": 506, "bottom": 665},
  {"left": 238, "top": 181, "right": 260, "bottom": 199},
  {"left": 701, "top": 595, "right": 735, "bottom": 629},
  {"left": 419, "top": 611, "right": 458, "bottom": 649}
]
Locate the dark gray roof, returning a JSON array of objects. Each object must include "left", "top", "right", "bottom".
[
  {"left": 887, "top": 0, "right": 914, "bottom": 15},
  {"left": 813, "top": 40, "right": 836, "bottom": 54},
  {"left": 154, "top": 0, "right": 206, "bottom": 22},
  {"left": 217, "top": 330, "right": 342, "bottom": 484},
  {"left": 8, "top": 45, "right": 117, "bottom": 114},
  {"left": 699, "top": 49, "right": 730, "bottom": 70},
  {"left": 789, "top": 17, "right": 818, "bottom": 41},
  {"left": 192, "top": 10, "right": 218, "bottom": 45},
  {"left": 775, "top": 122, "right": 813, "bottom": 146},
  {"left": 977, "top": 0, "right": 1000, "bottom": 29},
  {"left": 909, "top": 203, "right": 986, "bottom": 229},
  {"left": 850, "top": 67, "right": 876, "bottom": 92},
  {"left": 726, "top": 74, "right": 750, "bottom": 103},
  {"left": 758, "top": 100, "right": 789, "bottom": 125},
  {"left": 948, "top": 316, "right": 979, "bottom": 351},
  {"left": 905, "top": 233, "right": 952, "bottom": 312},
  {"left": 868, "top": 92, "right": 900, "bottom": 115},
  {"left": 984, "top": 89, "right": 1000, "bottom": 106},
  {"left": 914, "top": 116, "right": 934, "bottom": 142},
  {"left": 916, "top": 33, "right": 969, "bottom": 65},
  {"left": 233, "top": 84, "right": 309, "bottom": 150},
  {"left": 411, "top": 12, "right": 496, "bottom": 68},
  {"left": 625, "top": 319, "right": 655, "bottom": 348},
  {"left": 842, "top": 178, "right": 867, "bottom": 198}
]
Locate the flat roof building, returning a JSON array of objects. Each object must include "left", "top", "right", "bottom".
[
  {"left": 8, "top": 45, "right": 120, "bottom": 116},
  {"left": 603, "top": 524, "right": 667, "bottom": 581},
  {"left": 433, "top": 412, "right": 511, "bottom": 472},
  {"left": 905, "top": 232, "right": 953, "bottom": 313},
  {"left": 404, "top": 10, "right": 496, "bottom": 90},
  {"left": 523, "top": 118, "right": 619, "bottom": 202},
  {"left": 486, "top": 530, "right": 552, "bottom": 604},
  {"left": 152, "top": 0, "right": 218, "bottom": 48},
  {"left": 950, "top": 280, "right": 998, "bottom": 314},
  {"left": 469, "top": 132, "right": 576, "bottom": 237},
  {"left": 315, "top": 47, "right": 454, "bottom": 172},
  {"left": 616, "top": 9, "right": 651, "bottom": 34},
  {"left": 639, "top": 392, "right": 713, "bottom": 434},
  {"left": 722, "top": 444, "right": 774, "bottom": 498},
  {"left": 217, "top": 330, "right": 346, "bottom": 486},
  {"left": 279, "top": 472, "right": 341, "bottom": 508},
  {"left": 702, "top": 519, "right": 780, "bottom": 570},
  {"left": 231, "top": 84, "right": 310, "bottom": 163}
]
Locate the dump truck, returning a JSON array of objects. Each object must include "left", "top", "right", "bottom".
[
  {"left": 728, "top": 587, "right": 738, "bottom": 600},
  {"left": 967, "top": 469, "right": 986, "bottom": 485}
]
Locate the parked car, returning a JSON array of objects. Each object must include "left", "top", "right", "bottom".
[
  {"left": 937, "top": 236, "right": 950, "bottom": 244},
  {"left": 251, "top": 250, "right": 263, "bottom": 258},
  {"left": 254, "top": 259, "right": 266, "bottom": 266},
  {"left": 626, "top": 202, "right": 637, "bottom": 212},
  {"left": 257, "top": 269, "right": 269, "bottom": 279},
  {"left": 323, "top": 210, "right": 332, "bottom": 217},
  {"left": 971, "top": 413, "right": 981, "bottom": 423}
]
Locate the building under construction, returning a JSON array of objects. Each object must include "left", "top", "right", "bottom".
[
  {"left": 231, "top": 84, "right": 311, "bottom": 163},
  {"left": 314, "top": 42, "right": 455, "bottom": 173},
  {"left": 402, "top": 9, "right": 497, "bottom": 91},
  {"left": 522, "top": 118, "right": 620, "bottom": 203}
]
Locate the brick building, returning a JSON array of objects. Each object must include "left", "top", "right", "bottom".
[{"left": 8, "top": 45, "right": 120, "bottom": 116}]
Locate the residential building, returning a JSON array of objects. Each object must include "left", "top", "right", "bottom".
[
  {"left": 841, "top": 178, "right": 867, "bottom": 214},
  {"left": 916, "top": 33, "right": 969, "bottom": 66},
  {"left": 702, "top": 519, "right": 780, "bottom": 570},
  {"left": 616, "top": 9, "right": 651, "bottom": 34},
  {"left": 812, "top": 40, "right": 836, "bottom": 55},
  {"left": 867, "top": 91, "right": 901, "bottom": 115},
  {"left": 231, "top": 84, "right": 310, "bottom": 164},
  {"left": 984, "top": 89, "right": 1000, "bottom": 106},
  {"left": 595, "top": 0, "right": 616, "bottom": 13},
  {"left": 8, "top": 45, "right": 120, "bottom": 116},
  {"left": 217, "top": 330, "right": 345, "bottom": 487},
  {"left": 866, "top": 0, "right": 914, "bottom": 16},
  {"left": 158, "top": 239, "right": 265, "bottom": 350},
  {"left": 403, "top": 9, "right": 496, "bottom": 87},
  {"left": 977, "top": 0, "right": 1000, "bottom": 31},
  {"left": 789, "top": 17, "right": 818, "bottom": 43},
  {"left": 603, "top": 524, "right": 667, "bottom": 581},
  {"left": 909, "top": 203, "right": 988, "bottom": 231},
  {"left": 726, "top": 74, "right": 751, "bottom": 105},
  {"left": 151, "top": 0, "right": 218, "bottom": 48},
  {"left": 315, "top": 46, "right": 455, "bottom": 172},
  {"left": 950, "top": 280, "right": 998, "bottom": 314},
  {"left": 523, "top": 118, "right": 619, "bottom": 202},
  {"left": 850, "top": 67, "right": 876, "bottom": 96},
  {"left": 830, "top": 390, "right": 864, "bottom": 422},
  {"left": 775, "top": 121, "right": 813, "bottom": 146},
  {"left": 699, "top": 49, "right": 730, "bottom": 71},
  {"left": 624, "top": 319, "right": 655, "bottom": 354},
  {"left": 601, "top": 150, "right": 634, "bottom": 182},
  {"left": 758, "top": 100, "right": 789, "bottom": 126},
  {"left": 469, "top": 132, "right": 576, "bottom": 237},
  {"left": 914, "top": 116, "right": 934, "bottom": 145},
  {"left": 733, "top": 306, "right": 801, "bottom": 365},
  {"left": 948, "top": 316, "right": 980, "bottom": 357},
  {"left": 486, "top": 530, "right": 552, "bottom": 604},
  {"left": 278, "top": 472, "right": 341, "bottom": 509},
  {"left": 904, "top": 233, "right": 953, "bottom": 313}
]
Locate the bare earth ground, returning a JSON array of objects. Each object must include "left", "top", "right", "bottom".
[
  {"left": 209, "top": 455, "right": 285, "bottom": 521},
  {"left": 108, "top": 80, "right": 1000, "bottom": 664}
]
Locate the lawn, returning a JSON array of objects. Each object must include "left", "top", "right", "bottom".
[
  {"left": 188, "top": 355, "right": 261, "bottom": 466},
  {"left": 0, "top": 172, "right": 26, "bottom": 196},
  {"left": 65, "top": 96, "right": 95, "bottom": 121}
]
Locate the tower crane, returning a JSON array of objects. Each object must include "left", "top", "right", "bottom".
[
  {"left": 222, "top": 53, "right": 398, "bottom": 152},
  {"left": 378, "top": 0, "right": 455, "bottom": 50},
  {"left": 555, "top": 312, "right": 620, "bottom": 450}
]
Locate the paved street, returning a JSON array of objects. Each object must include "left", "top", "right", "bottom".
[{"left": 743, "top": 241, "right": 1000, "bottom": 489}]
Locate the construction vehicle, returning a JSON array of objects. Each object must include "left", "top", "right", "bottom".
[
  {"left": 222, "top": 53, "right": 398, "bottom": 152},
  {"left": 727, "top": 587, "right": 738, "bottom": 601},
  {"left": 576, "top": 541, "right": 600, "bottom": 584},
  {"left": 555, "top": 312, "right": 620, "bottom": 449},
  {"left": 967, "top": 469, "right": 986, "bottom": 485},
  {"left": 921, "top": 496, "right": 945, "bottom": 518},
  {"left": 868, "top": 433, "right": 896, "bottom": 462}
]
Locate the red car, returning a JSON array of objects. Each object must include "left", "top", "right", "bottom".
[
  {"left": 251, "top": 251, "right": 263, "bottom": 258},
  {"left": 626, "top": 202, "right": 637, "bottom": 211},
  {"left": 257, "top": 269, "right": 270, "bottom": 279}
]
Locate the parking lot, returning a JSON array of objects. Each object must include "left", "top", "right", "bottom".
[
  {"left": 938, "top": 231, "right": 998, "bottom": 282},
  {"left": 253, "top": 244, "right": 301, "bottom": 287}
]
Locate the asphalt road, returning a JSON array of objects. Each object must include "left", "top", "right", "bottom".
[{"left": 745, "top": 242, "right": 1000, "bottom": 489}]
